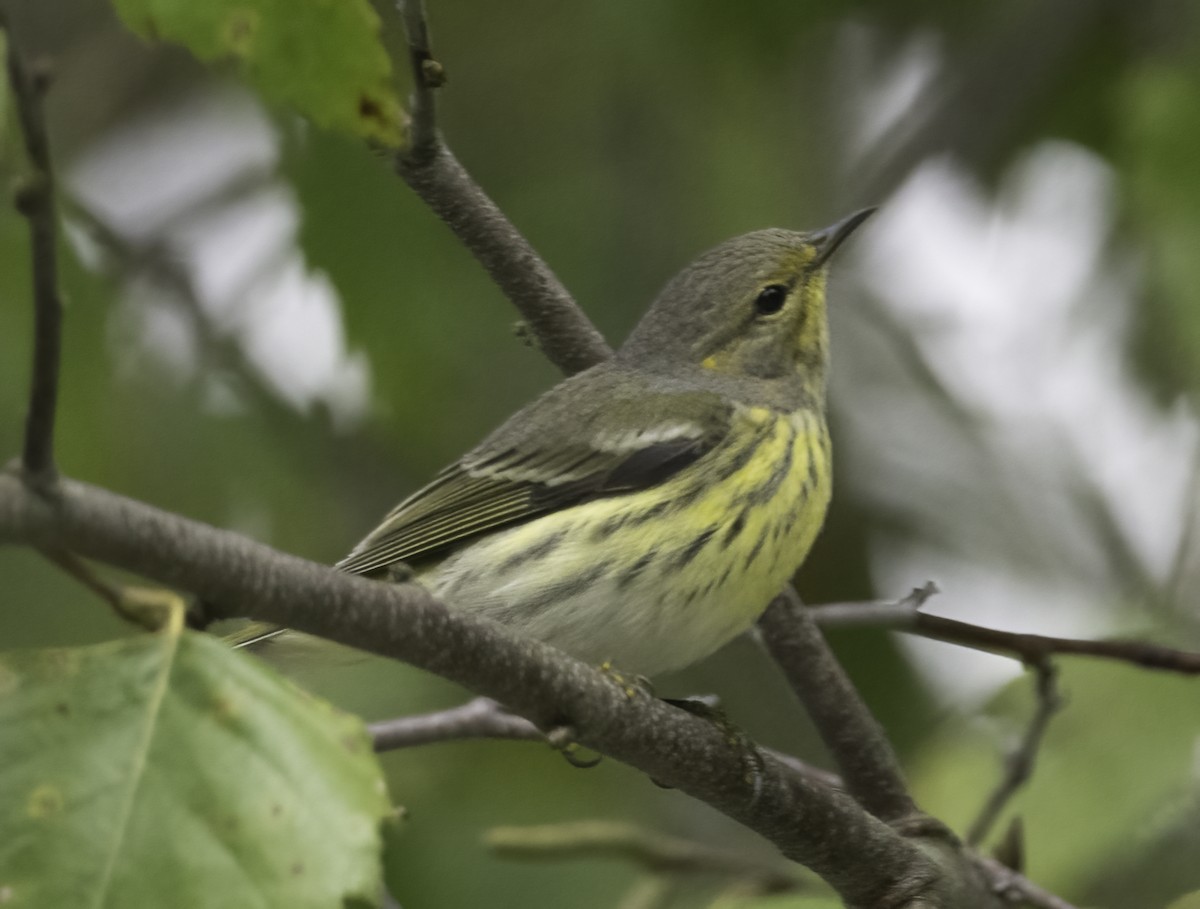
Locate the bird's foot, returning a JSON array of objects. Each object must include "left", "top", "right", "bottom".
[
  {"left": 545, "top": 724, "right": 603, "bottom": 769},
  {"left": 541, "top": 660, "right": 655, "bottom": 769},
  {"left": 598, "top": 660, "right": 655, "bottom": 701},
  {"left": 664, "top": 695, "right": 766, "bottom": 803}
]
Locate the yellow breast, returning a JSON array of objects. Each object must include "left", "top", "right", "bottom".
[
  {"left": 664, "top": 405, "right": 831, "bottom": 628},
  {"left": 426, "top": 405, "right": 832, "bottom": 675}
]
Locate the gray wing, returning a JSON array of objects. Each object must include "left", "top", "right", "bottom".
[{"left": 337, "top": 366, "right": 731, "bottom": 575}]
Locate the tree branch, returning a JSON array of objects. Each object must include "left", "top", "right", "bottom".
[
  {"left": 0, "top": 470, "right": 974, "bottom": 908},
  {"left": 4, "top": 29, "right": 63, "bottom": 488},
  {"left": 369, "top": 697, "right": 543, "bottom": 749},
  {"left": 966, "top": 663, "right": 1062, "bottom": 847},
  {"left": 974, "top": 856, "right": 1081, "bottom": 909},
  {"left": 397, "top": 0, "right": 440, "bottom": 156},
  {"left": 485, "top": 821, "right": 806, "bottom": 894},
  {"left": 367, "top": 696, "right": 843, "bottom": 792},
  {"left": 812, "top": 585, "right": 1200, "bottom": 675},
  {"left": 391, "top": 0, "right": 612, "bottom": 376},
  {"left": 758, "top": 588, "right": 920, "bottom": 826}
]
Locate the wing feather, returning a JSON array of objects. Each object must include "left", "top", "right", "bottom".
[{"left": 337, "top": 375, "right": 732, "bottom": 576}]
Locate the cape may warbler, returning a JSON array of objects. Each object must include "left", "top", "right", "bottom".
[{"left": 330, "top": 210, "right": 873, "bottom": 676}]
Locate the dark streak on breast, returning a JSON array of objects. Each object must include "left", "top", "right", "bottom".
[
  {"left": 617, "top": 549, "right": 658, "bottom": 590},
  {"left": 628, "top": 499, "right": 673, "bottom": 526},
  {"left": 676, "top": 526, "right": 718, "bottom": 569},
  {"left": 723, "top": 510, "right": 748, "bottom": 546},
  {"left": 747, "top": 426, "right": 796, "bottom": 504},
  {"left": 745, "top": 534, "right": 765, "bottom": 569},
  {"left": 497, "top": 528, "right": 568, "bottom": 575},
  {"left": 713, "top": 422, "right": 773, "bottom": 482},
  {"left": 529, "top": 559, "right": 612, "bottom": 610}
]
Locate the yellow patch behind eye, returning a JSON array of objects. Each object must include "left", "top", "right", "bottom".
[{"left": 702, "top": 356, "right": 718, "bottom": 370}]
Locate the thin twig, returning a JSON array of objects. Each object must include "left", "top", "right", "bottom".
[
  {"left": 370, "top": 697, "right": 543, "bottom": 750},
  {"left": 812, "top": 584, "right": 1200, "bottom": 675},
  {"left": 975, "top": 856, "right": 1081, "bottom": 909},
  {"left": 368, "top": 696, "right": 842, "bottom": 790},
  {"left": 966, "top": 663, "right": 1063, "bottom": 847},
  {"left": 37, "top": 547, "right": 125, "bottom": 610},
  {"left": 758, "top": 587, "right": 920, "bottom": 825},
  {"left": 36, "top": 547, "right": 185, "bottom": 632},
  {"left": 397, "top": 0, "right": 439, "bottom": 156},
  {"left": 811, "top": 582, "right": 941, "bottom": 629},
  {"left": 486, "top": 821, "right": 804, "bottom": 894},
  {"left": 391, "top": 0, "right": 612, "bottom": 376},
  {"left": 5, "top": 29, "right": 63, "bottom": 487}
]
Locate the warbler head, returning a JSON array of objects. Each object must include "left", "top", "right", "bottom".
[{"left": 618, "top": 209, "right": 874, "bottom": 401}]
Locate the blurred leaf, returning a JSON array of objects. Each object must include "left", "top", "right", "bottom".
[
  {"left": 0, "top": 610, "right": 392, "bottom": 908},
  {"left": 1121, "top": 54, "right": 1200, "bottom": 399},
  {"left": 111, "top": 0, "right": 403, "bottom": 146},
  {"left": 909, "top": 658, "right": 1200, "bottom": 906},
  {"left": 1168, "top": 893, "right": 1200, "bottom": 909},
  {"left": 381, "top": 801, "right": 407, "bottom": 906},
  {"left": 1080, "top": 787, "right": 1200, "bottom": 908}
]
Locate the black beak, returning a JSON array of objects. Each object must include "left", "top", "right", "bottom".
[{"left": 811, "top": 207, "right": 876, "bottom": 268}]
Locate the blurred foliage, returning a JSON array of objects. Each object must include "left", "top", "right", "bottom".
[
  {"left": 112, "top": 0, "right": 403, "bottom": 145},
  {"left": 1, "top": 0, "right": 1199, "bottom": 906},
  {"left": 1123, "top": 48, "right": 1200, "bottom": 399},
  {"left": 911, "top": 661, "right": 1200, "bottom": 906}
]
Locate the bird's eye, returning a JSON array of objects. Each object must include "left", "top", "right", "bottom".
[{"left": 754, "top": 284, "right": 789, "bottom": 316}]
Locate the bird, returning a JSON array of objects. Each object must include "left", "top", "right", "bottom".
[{"left": 321, "top": 210, "right": 873, "bottom": 677}]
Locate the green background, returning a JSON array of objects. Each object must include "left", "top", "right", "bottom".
[{"left": 2, "top": 0, "right": 1199, "bottom": 906}]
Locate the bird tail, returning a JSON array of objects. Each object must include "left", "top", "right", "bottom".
[{"left": 223, "top": 622, "right": 288, "bottom": 650}]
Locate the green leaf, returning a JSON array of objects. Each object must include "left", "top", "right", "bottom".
[
  {"left": 0, "top": 611, "right": 393, "bottom": 908},
  {"left": 111, "top": 0, "right": 404, "bottom": 146}
]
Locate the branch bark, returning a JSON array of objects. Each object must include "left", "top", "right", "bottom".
[
  {"left": 368, "top": 696, "right": 843, "bottom": 791},
  {"left": 369, "top": 697, "right": 543, "bottom": 749},
  {"left": 759, "top": 589, "right": 920, "bottom": 825},
  {"left": 812, "top": 588, "right": 1200, "bottom": 675},
  {"left": 0, "top": 470, "right": 974, "bottom": 908},
  {"left": 966, "top": 663, "right": 1062, "bottom": 847},
  {"left": 969, "top": 661, "right": 1065, "bottom": 849},
  {"left": 5, "top": 30, "right": 63, "bottom": 487},
  {"left": 391, "top": 0, "right": 612, "bottom": 376}
]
